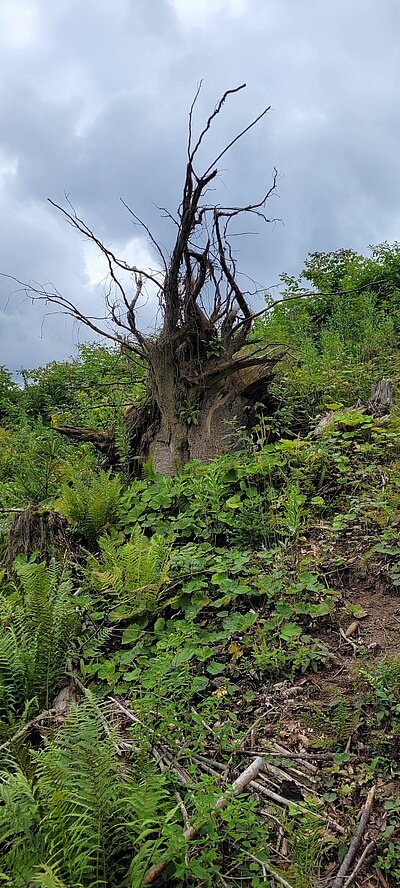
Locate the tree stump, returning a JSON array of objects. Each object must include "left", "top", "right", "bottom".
[
  {"left": 309, "top": 378, "right": 395, "bottom": 438},
  {"left": 6, "top": 508, "right": 70, "bottom": 566},
  {"left": 366, "top": 378, "right": 394, "bottom": 417}
]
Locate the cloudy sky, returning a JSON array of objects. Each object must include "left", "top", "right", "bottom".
[{"left": 0, "top": 0, "right": 399, "bottom": 373}]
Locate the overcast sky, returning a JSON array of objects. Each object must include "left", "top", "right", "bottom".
[{"left": 0, "top": 0, "right": 399, "bottom": 373}]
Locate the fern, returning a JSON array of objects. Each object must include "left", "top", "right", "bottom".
[
  {"left": 81, "top": 625, "right": 113, "bottom": 660},
  {"left": 36, "top": 699, "right": 122, "bottom": 887},
  {"left": 0, "top": 629, "right": 26, "bottom": 724},
  {"left": 57, "top": 471, "right": 123, "bottom": 542},
  {"left": 0, "top": 560, "right": 78, "bottom": 729},
  {"left": 307, "top": 697, "right": 359, "bottom": 748},
  {"left": 278, "top": 813, "right": 325, "bottom": 888},
  {"left": 0, "top": 763, "right": 44, "bottom": 887},
  {"left": 0, "top": 700, "right": 178, "bottom": 887},
  {"left": 124, "top": 768, "right": 182, "bottom": 888},
  {"left": 33, "top": 865, "right": 76, "bottom": 888},
  {"left": 12, "top": 560, "right": 78, "bottom": 710},
  {"left": 85, "top": 527, "right": 172, "bottom": 617}
]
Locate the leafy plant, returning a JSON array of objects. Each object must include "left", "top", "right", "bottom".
[
  {"left": 306, "top": 697, "right": 360, "bottom": 749},
  {"left": 57, "top": 470, "right": 123, "bottom": 543},
  {"left": 84, "top": 526, "right": 172, "bottom": 619},
  {"left": 375, "top": 799, "right": 400, "bottom": 881},
  {"left": 0, "top": 699, "right": 179, "bottom": 888},
  {"left": 360, "top": 657, "right": 400, "bottom": 729},
  {"left": 0, "top": 559, "right": 78, "bottom": 725},
  {"left": 278, "top": 813, "right": 326, "bottom": 888}
]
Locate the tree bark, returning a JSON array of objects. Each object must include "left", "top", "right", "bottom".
[{"left": 6, "top": 508, "right": 70, "bottom": 565}]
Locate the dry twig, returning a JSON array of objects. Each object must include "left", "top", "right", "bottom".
[
  {"left": 0, "top": 710, "right": 64, "bottom": 754},
  {"left": 330, "top": 785, "right": 376, "bottom": 888},
  {"left": 343, "top": 839, "right": 376, "bottom": 888}
]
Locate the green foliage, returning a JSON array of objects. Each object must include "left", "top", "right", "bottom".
[
  {"left": 258, "top": 242, "right": 400, "bottom": 435},
  {"left": 360, "top": 657, "right": 400, "bottom": 731},
  {"left": 84, "top": 526, "right": 171, "bottom": 618},
  {"left": 0, "top": 559, "right": 78, "bottom": 724},
  {"left": 2, "top": 242, "right": 400, "bottom": 885},
  {"left": 57, "top": 470, "right": 123, "bottom": 543},
  {"left": 0, "top": 367, "right": 18, "bottom": 422},
  {"left": 0, "top": 423, "right": 76, "bottom": 509},
  {"left": 306, "top": 697, "right": 360, "bottom": 749},
  {"left": 0, "top": 699, "right": 179, "bottom": 887},
  {"left": 277, "top": 813, "right": 325, "bottom": 888},
  {"left": 20, "top": 343, "right": 144, "bottom": 425},
  {"left": 376, "top": 799, "right": 400, "bottom": 881}
]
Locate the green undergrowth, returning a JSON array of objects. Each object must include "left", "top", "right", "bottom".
[
  {"left": 0, "top": 408, "right": 399, "bottom": 884},
  {"left": 1, "top": 244, "right": 400, "bottom": 884}
]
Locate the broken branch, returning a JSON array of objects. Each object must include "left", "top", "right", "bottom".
[
  {"left": 141, "top": 756, "right": 265, "bottom": 885},
  {"left": 330, "top": 785, "right": 376, "bottom": 888}
]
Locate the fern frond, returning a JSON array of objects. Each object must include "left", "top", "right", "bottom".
[
  {"left": 85, "top": 527, "right": 171, "bottom": 616},
  {"left": 57, "top": 471, "right": 122, "bottom": 542},
  {"left": 33, "top": 864, "right": 77, "bottom": 888},
  {"left": 0, "top": 764, "right": 43, "bottom": 887},
  {"left": 14, "top": 561, "right": 77, "bottom": 709},
  {"left": 123, "top": 768, "right": 181, "bottom": 888},
  {"left": 0, "top": 629, "right": 26, "bottom": 721},
  {"left": 36, "top": 699, "right": 123, "bottom": 887},
  {"left": 0, "top": 700, "right": 179, "bottom": 887},
  {"left": 0, "top": 560, "right": 78, "bottom": 718}
]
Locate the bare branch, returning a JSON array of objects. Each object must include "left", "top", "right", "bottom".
[
  {"left": 189, "top": 82, "right": 246, "bottom": 163},
  {"left": 214, "top": 210, "right": 251, "bottom": 329},
  {"left": 0, "top": 272, "right": 147, "bottom": 360},
  {"left": 48, "top": 198, "right": 163, "bottom": 290},
  {"left": 120, "top": 197, "right": 167, "bottom": 272},
  {"left": 188, "top": 79, "right": 203, "bottom": 160},
  {"left": 203, "top": 103, "right": 272, "bottom": 178}
]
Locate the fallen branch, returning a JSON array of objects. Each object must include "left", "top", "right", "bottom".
[
  {"left": 141, "top": 756, "right": 265, "bottom": 885},
  {"left": 245, "top": 851, "right": 295, "bottom": 888},
  {"left": 343, "top": 839, "right": 375, "bottom": 888},
  {"left": 330, "top": 785, "right": 376, "bottom": 888},
  {"left": 238, "top": 746, "right": 350, "bottom": 766},
  {"left": 0, "top": 709, "right": 64, "bottom": 754},
  {"left": 339, "top": 627, "right": 359, "bottom": 653},
  {"left": 250, "top": 779, "right": 345, "bottom": 834}
]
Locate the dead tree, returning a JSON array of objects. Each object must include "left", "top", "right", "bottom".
[{"left": 8, "top": 84, "right": 284, "bottom": 474}]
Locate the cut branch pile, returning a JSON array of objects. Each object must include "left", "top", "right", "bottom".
[{"left": 108, "top": 697, "right": 380, "bottom": 888}]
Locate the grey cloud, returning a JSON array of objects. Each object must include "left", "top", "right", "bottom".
[{"left": 1, "top": 0, "right": 400, "bottom": 371}]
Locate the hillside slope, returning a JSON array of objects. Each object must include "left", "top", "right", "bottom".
[{"left": 0, "top": 245, "right": 399, "bottom": 887}]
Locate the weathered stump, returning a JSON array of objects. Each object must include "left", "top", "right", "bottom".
[{"left": 6, "top": 508, "right": 70, "bottom": 565}]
